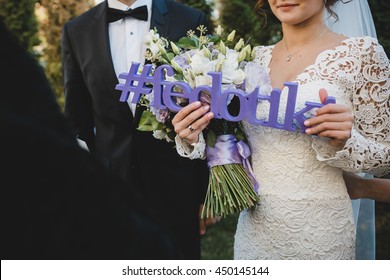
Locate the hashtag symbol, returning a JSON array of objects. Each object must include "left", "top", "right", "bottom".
[{"left": 115, "top": 63, "right": 153, "bottom": 103}]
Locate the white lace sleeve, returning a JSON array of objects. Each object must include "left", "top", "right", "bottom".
[
  {"left": 313, "top": 37, "right": 390, "bottom": 177},
  {"left": 175, "top": 132, "right": 206, "bottom": 160}
]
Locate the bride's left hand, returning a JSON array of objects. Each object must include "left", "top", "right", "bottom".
[{"left": 304, "top": 88, "right": 354, "bottom": 148}]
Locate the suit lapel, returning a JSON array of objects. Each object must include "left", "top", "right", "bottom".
[
  {"left": 133, "top": 0, "right": 171, "bottom": 127},
  {"left": 151, "top": 0, "right": 170, "bottom": 37},
  {"left": 93, "top": 1, "right": 134, "bottom": 123}
]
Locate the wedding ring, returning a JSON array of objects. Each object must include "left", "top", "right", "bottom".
[{"left": 188, "top": 125, "right": 195, "bottom": 132}]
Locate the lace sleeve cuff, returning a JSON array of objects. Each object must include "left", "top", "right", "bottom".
[
  {"left": 175, "top": 133, "right": 206, "bottom": 160},
  {"left": 312, "top": 128, "right": 390, "bottom": 176}
]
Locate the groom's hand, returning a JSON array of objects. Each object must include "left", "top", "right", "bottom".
[{"left": 199, "top": 204, "right": 221, "bottom": 235}]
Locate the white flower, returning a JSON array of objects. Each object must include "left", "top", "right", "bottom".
[
  {"left": 215, "top": 53, "right": 226, "bottom": 72},
  {"left": 145, "top": 29, "right": 159, "bottom": 43},
  {"left": 153, "top": 130, "right": 173, "bottom": 142},
  {"left": 195, "top": 74, "right": 212, "bottom": 87},
  {"left": 203, "top": 59, "right": 218, "bottom": 75},
  {"left": 171, "top": 60, "right": 183, "bottom": 74},
  {"left": 157, "top": 43, "right": 167, "bottom": 55},
  {"left": 149, "top": 43, "right": 160, "bottom": 57},
  {"left": 244, "top": 61, "right": 272, "bottom": 94},
  {"left": 221, "top": 50, "right": 245, "bottom": 84},
  {"left": 183, "top": 69, "right": 196, "bottom": 88},
  {"left": 238, "top": 45, "right": 251, "bottom": 62},
  {"left": 164, "top": 74, "right": 178, "bottom": 83},
  {"left": 219, "top": 40, "right": 226, "bottom": 55},
  {"left": 227, "top": 30, "right": 236, "bottom": 42},
  {"left": 190, "top": 52, "right": 211, "bottom": 75},
  {"left": 234, "top": 38, "right": 245, "bottom": 51},
  {"left": 216, "top": 25, "right": 223, "bottom": 36},
  {"left": 202, "top": 45, "right": 211, "bottom": 58},
  {"left": 144, "top": 29, "right": 170, "bottom": 62},
  {"left": 170, "top": 41, "right": 181, "bottom": 55}
]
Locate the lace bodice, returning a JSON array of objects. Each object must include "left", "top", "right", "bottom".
[
  {"left": 178, "top": 37, "right": 390, "bottom": 175},
  {"left": 251, "top": 36, "right": 390, "bottom": 177}
]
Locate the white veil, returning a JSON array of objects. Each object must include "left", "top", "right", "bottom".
[
  {"left": 325, "top": 0, "right": 377, "bottom": 260},
  {"left": 325, "top": 0, "right": 377, "bottom": 37}
]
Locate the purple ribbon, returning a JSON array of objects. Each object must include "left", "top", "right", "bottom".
[{"left": 206, "top": 134, "right": 259, "bottom": 192}]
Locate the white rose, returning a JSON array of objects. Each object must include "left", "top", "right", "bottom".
[
  {"left": 190, "top": 53, "right": 211, "bottom": 75},
  {"left": 194, "top": 74, "right": 212, "bottom": 87},
  {"left": 149, "top": 43, "right": 160, "bottom": 57},
  {"left": 203, "top": 59, "right": 218, "bottom": 74},
  {"left": 145, "top": 30, "right": 156, "bottom": 44},
  {"left": 221, "top": 51, "right": 245, "bottom": 84}
]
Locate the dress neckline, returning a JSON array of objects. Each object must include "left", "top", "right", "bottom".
[{"left": 265, "top": 36, "right": 369, "bottom": 88}]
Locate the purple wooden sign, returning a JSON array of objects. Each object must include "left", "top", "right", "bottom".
[{"left": 116, "top": 63, "right": 336, "bottom": 133}]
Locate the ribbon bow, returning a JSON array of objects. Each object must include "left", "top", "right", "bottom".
[
  {"left": 107, "top": 5, "right": 148, "bottom": 23},
  {"left": 236, "top": 140, "right": 259, "bottom": 192}
]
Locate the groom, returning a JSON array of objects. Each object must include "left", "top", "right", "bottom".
[{"left": 61, "top": 0, "right": 210, "bottom": 259}]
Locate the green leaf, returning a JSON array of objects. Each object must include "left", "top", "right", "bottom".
[
  {"left": 173, "top": 74, "right": 184, "bottom": 81},
  {"left": 152, "top": 119, "right": 165, "bottom": 131},
  {"left": 176, "top": 37, "right": 198, "bottom": 49},
  {"left": 206, "top": 130, "right": 216, "bottom": 147},
  {"left": 235, "top": 128, "right": 247, "bottom": 141},
  {"left": 209, "top": 35, "right": 222, "bottom": 44},
  {"left": 166, "top": 52, "right": 175, "bottom": 61},
  {"left": 161, "top": 53, "right": 171, "bottom": 63},
  {"left": 137, "top": 110, "right": 154, "bottom": 131},
  {"left": 138, "top": 110, "right": 167, "bottom": 132}
]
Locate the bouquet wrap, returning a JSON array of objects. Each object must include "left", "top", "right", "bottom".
[{"left": 202, "top": 134, "right": 259, "bottom": 218}]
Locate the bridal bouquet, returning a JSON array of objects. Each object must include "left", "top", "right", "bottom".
[{"left": 138, "top": 25, "right": 271, "bottom": 218}]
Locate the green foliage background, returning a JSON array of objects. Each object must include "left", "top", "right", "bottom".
[
  {"left": 0, "top": 0, "right": 40, "bottom": 56},
  {"left": 38, "top": 0, "right": 95, "bottom": 107},
  {"left": 369, "top": 0, "right": 390, "bottom": 57},
  {"left": 219, "top": 0, "right": 281, "bottom": 46}
]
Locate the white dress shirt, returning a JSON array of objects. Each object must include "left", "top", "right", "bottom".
[{"left": 108, "top": 0, "right": 152, "bottom": 115}]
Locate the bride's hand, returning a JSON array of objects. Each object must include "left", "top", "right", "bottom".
[
  {"left": 172, "top": 101, "right": 214, "bottom": 145},
  {"left": 304, "top": 88, "right": 354, "bottom": 148}
]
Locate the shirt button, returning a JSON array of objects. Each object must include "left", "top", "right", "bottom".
[{"left": 130, "top": 31, "right": 134, "bottom": 35}]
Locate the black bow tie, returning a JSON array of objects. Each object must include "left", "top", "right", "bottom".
[{"left": 107, "top": 5, "right": 148, "bottom": 23}]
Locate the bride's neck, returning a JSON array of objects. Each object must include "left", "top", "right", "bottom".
[{"left": 281, "top": 22, "right": 328, "bottom": 47}]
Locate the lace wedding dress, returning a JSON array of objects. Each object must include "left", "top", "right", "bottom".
[
  {"left": 175, "top": 36, "right": 390, "bottom": 259},
  {"left": 233, "top": 37, "right": 390, "bottom": 260}
]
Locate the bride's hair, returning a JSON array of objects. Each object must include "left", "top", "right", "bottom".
[{"left": 254, "top": 0, "right": 352, "bottom": 21}]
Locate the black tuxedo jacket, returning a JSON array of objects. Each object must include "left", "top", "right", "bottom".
[{"left": 62, "top": 0, "right": 209, "bottom": 259}]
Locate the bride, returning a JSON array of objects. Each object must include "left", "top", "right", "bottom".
[{"left": 172, "top": 0, "right": 390, "bottom": 259}]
